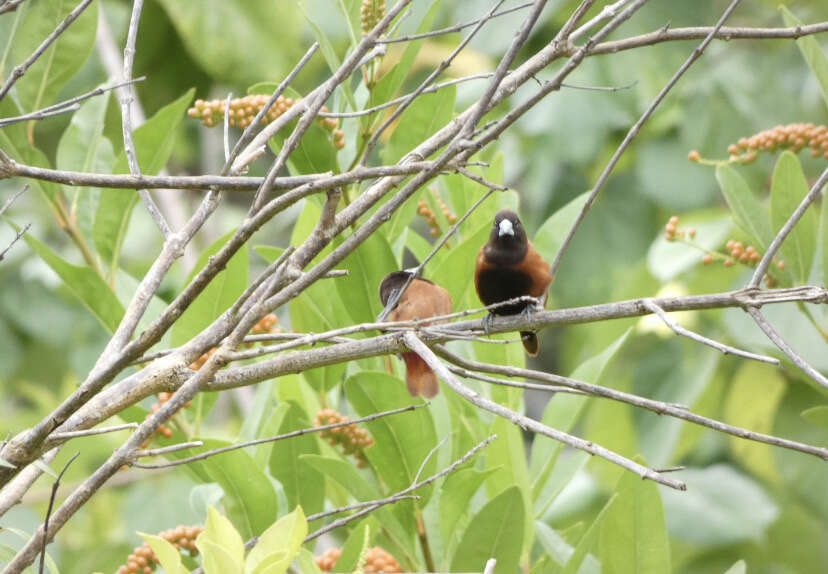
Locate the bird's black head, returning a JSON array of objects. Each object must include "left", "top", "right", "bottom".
[
  {"left": 379, "top": 270, "right": 414, "bottom": 306},
  {"left": 484, "top": 210, "right": 529, "bottom": 265}
]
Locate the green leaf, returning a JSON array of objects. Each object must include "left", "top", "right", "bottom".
[
  {"left": 724, "top": 362, "right": 786, "bottom": 484},
  {"left": 646, "top": 210, "right": 732, "bottom": 281},
  {"left": 20, "top": 231, "right": 124, "bottom": 332},
  {"left": 561, "top": 495, "right": 615, "bottom": 574},
  {"left": 247, "top": 506, "right": 307, "bottom": 574},
  {"left": 171, "top": 228, "right": 248, "bottom": 347},
  {"left": 439, "top": 467, "right": 497, "bottom": 550},
  {"left": 197, "top": 506, "right": 245, "bottom": 574},
  {"left": 535, "top": 521, "right": 599, "bottom": 574},
  {"left": 177, "top": 439, "right": 280, "bottom": 539},
  {"left": 450, "top": 486, "right": 524, "bottom": 574},
  {"left": 140, "top": 533, "right": 188, "bottom": 574},
  {"left": 56, "top": 91, "right": 115, "bottom": 243},
  {"left": 13, "top": 0, "right": 98, "bottom": 114},
  {"left": 156, "top": 0, "right": 303, "bottom": 85},
  {"left": 268, "top": 402, "right": 325, "bottom": 517},
  {"left": 599, "top": 458, "right": 671, "bottom": 574},
  {"left": 780, "top": 6, "right": 828, "bottom": 109},
  {"left": 533, "top": 191, "right": 590, "bottom": 260},
  {"left": 333, "top": 523, "right": 369, "bottom": 573},
  {"left": 382, "top": 85, "right": 455, "bottom": 164},
  {"left": 531, "top": 332, "right": 630, "bottom": 513},
  {"left": 344, "top": 372, "right": 438, "bottom": 502},
  {"left": 801, "top": 405, "right": 828, "bottom": 432},
  {"left": 94, "top": 89, "right": 194, "bottom": 272},
  {"left": 770, "top": 151, "right": 818, "bottom": 283},
  {"left": 823, "top": 192, "right": 828, "bottom": 286},
  {"left": 335, "top": 231, "right": 398, "bottom": 324},
  {"left": 715, "top": 164, "right": 774, "bottom": 250}
]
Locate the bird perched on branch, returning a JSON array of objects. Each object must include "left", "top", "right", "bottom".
[
  {"left": 474, "top": 210, "right": 552, "bottom": 356},
  {"left": 379, "top": 270, "right": 452, "bottom": 398}
]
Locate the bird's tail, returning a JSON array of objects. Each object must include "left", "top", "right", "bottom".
[
  {"left": 401, "top": 352, "right": 440, "bottom": 398},
  {"left": 521, "top": 331, "right": 540, "bottom": 356}
]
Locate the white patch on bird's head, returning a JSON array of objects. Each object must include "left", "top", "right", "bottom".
[{"left": 498, "top": 218, "right": 515, "bottom": 237}]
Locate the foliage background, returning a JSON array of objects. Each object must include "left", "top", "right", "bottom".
[{"left": 1, "top": 0, "right": 828, "bottom": 572}]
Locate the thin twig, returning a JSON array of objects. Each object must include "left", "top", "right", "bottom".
[
  {"left": 0, "top": 0, "right": 27, "bottom": 16},
  {"left": 49, "top": 424, "right": 139, "bottom": 441},
  {"left": 117, "top": 0, "right": 171, "bottom": 238},
  {"left": 748, "top": 165, "right": 828, "bottom": 288},
  {"left": 0, "top": 77, "right": 145, "bottom": 128},
  {"left": 746, "top": 307, "right": 828, "bottom": 390},
  {"left": 641, "top": 300, "right": 779, "bottom": 364},
  {"left": 0, "top": 0, "right": 94, "bottom": 102},
  {"left": 39, "top": 452, "right": 79, "bottom": 574},
  {"left": 403, "top": 332, "right": 687, "bottom": 490},
  {"left": 436, "top": 346, "right": 828, "bottom": 460},
  {"left": 570, "top": 0, "right": 635, "bottom": 42},
  {"left": 131, "top": 404, "right": 424, "bottom": 469},
  {"left": 133, "top": 441, "right": 204, "bottom": 458},
  {"left": 548, "top": 0, "right": 743, "bottom": 279}
]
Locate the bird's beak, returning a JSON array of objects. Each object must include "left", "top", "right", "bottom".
[{"left": 498, "top": 219, "right": 515, "bottom": 237}]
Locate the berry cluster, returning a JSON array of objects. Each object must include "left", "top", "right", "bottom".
[
  {"left": 664, "top": 215, "right": 695, "bottom": 241},
  {"left": 361, "top": 0, "right": 386, "bottom": 34},
  {"left": 141, "top": 392, "right": 192, "bottom": 446},
  {"left": 315, "top": 546, "right": 402, "bottom": 573},
  {"left": 688, "top": 123, "right": 828, "bottom": 164},
  {"left": 664, "top": 216, "right": 785, "bottom": 286},
  {"left": 417, "top": 189, "right": 458, "bottom": 237},
  {"left": 190, "top": 314, "right": 281, "bottom": 370},
  {"left": 314, "top": 409, "right": 374, "bottom": 468},
  {"left": 117, "top": 525, "right": 203, "bottom": 574},
  {"left": 187, "top": 95, "right": 345, "bottom": 149}
]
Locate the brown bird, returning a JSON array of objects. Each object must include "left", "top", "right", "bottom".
[
  {"left": 379, "top": 270, "right": 452, "bottom": 398},
  {"left": 474, "top": 210, "right": 552, "bottom": 355}
]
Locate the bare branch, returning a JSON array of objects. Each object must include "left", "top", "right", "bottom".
[
  {"left": 746, "top": 307, "right": 828, "bottom": 390},
  {"left": 641, "top": 299, "right": 779, "bottom": 364},
  {"left": 548, "top": 0, "right": 743, "bottom": 279},
  {"left": 0, "top": 0, "right": 27, "bottom": 16},
  {"left": 131, "top": 404, "right": 424, "bottom": 469},
  {"left": 0, "top": 0, "right": 94, "bottom": 102},
  {"left": 748, "top": 166, "right": 828, "bottom": 288},
  {"left": 0, "top": 449, "right": 59, "bottom": 516},
  {"left": 402, "top": 332, "right": 687, "bottom": 490},
  {"left": 117, "top": 0, "right": 171, "bottom": 239},
  {"left": 49, "top": 424, "right": 138, "bottom": 441}
]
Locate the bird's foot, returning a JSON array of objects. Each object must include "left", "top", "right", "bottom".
[{"left": 483, "top": 312, "right": 495, "bottom": 336}]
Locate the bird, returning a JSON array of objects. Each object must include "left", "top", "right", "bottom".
[
  {"left": 379, "top": 270, "right": 452, "bottom": 398},
  {"left": 474, "top": 209, "right": 552, "bottom": 356}
]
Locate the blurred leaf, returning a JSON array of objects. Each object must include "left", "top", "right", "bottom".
[
  {"left": 724, "top": 362, "right": 786, "bottom": 484},
  {"left": 823, "top": 191, "right": 828, "bottom": 286},
  {"left": 269, "top": 402, "right": 325, "bottom": 517},
  {"left": 183, "top": 439, "right": 280, "bottom": 540},
  {"left": 487, "top": 417, "right": 532, "bottom": 552},
  {"left": 535, "top": 521, "right": 599, "bottom": 574},
  {"left": 723, "top": 560, "right": 746, "bottom": 574},
  {"left": 770, "top": 151, "right": 817, "bottom": 283},
  {"left": 661, "top": 464, "right": 778, "bottom": 545},
  {"left": 430, "top": 224, "right": 488, "bottom": 314},
  {"left": 13, "top": 0, "right": 97, "bottom": 114},
  {"left": 247, "top": 506, "right": 307, "bottom": 574},
  {"left": 299, "top": 3, "right": 356, "bottom": 112},
  {"left": 156, "top": 0, "right": 302, "bottom": 85},
  {"left": 780, "top": 6, "right": 828, "bottom": 109},
  {"left": 801, "top": 405, "right": 828, "bottom": 431},
  {"left": 140, "top": 533, "right": 188, "bottom": 574},
  {"left": 171, "top": 228, "right": 248, "bottom": 347},
  {"left": 333, "top": 523, "right": 369, "bottom": 573},
  {"left": 197, "top": 506, "right": 244, "bottom": 574},
  {"left": 56, "top": 92, "right": 115, "bottom": 242},
  {"left": 599, "top": 458, "right": 671, "bottom": 574},
  {"left": 438, "top": 467, "right": 497, "bottom": 550},
  {"left": 21, "top": 230, "right": 124, "bottom": 332},
  {"left": 450, "top": 486, "right": 524, "bottom": 574},
  {"left": 715, "top": 165, "right": 773, "bottom": 250},
  {"left": 335, "top": 230, "right": 397, "bottom": 324},
  {"left": 94, "top": 89, "right": 194, "bottom": 272},
  {"left": 382, "top": 86, "right": 455, "bottom": 164},
  {"left": 561, "top": 495, "right": 615, "bottom": 574},
  {"left": 533, "top": 192, "right": 590, "bottom": 262},
  {"left": 344, "top": 372, "right": 438, "bottom": 504},
  {"left": 646, "top": 211, "right": 732, "bottom": 282}
]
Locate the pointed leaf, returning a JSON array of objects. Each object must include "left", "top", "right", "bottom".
[
  {"left": 140, "top": 533, "right": 188, "bottom": 574},
  {"left": 332, "top": 523, "right": 369, "bottom": 573},
  {"left": 561, "top": 495, "right": 615, "bottom": 574},
  {"left": 780, "top": 6, "right": 828, "bottom": 109},
  {"left": 21, "top": 231, "right": 124, "bottom": 332},
  {"left": 770, "top": 151, "right": 817, "bottom": 283},
  {"left": 450, "top": 486, "right": 524, "bottom": 574},
  {"left": 715, "top": 165, "right": 774, "bottom": 250},
  {"left": 197, "top": 506, "right": 245, "bottom": 574},
  {"left": 247, "top": 506, "right": 307, "bottom": 574}
]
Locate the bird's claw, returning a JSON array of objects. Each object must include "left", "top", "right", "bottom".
[{"left": 483, "top": 313, "right": 495, "bottom": 336}]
